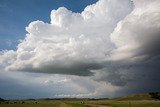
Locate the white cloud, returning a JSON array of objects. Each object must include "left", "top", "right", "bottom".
[
  {"left": 0, "top": 0, "right": 133, "bottom": 75},
  {"left": 0, "top": 50, "right": 16, "bottom": 68},
  {"left": 111, "top": 0, "right": 160, "bottom": 61}
]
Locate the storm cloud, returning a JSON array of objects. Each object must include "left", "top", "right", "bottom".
[
  {"left": 0, "top": 0, "right": 160, "bottom": 98},
  {"left": 1, "top": 0, "right": 133, "bottom": 75}
]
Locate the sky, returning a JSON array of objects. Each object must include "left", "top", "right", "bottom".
[
  {"left": 0, "top": 0, "right": 160, "bottom": 99},
  {"left": 0, "top": 0, "right": 97, "bottom": 50}
]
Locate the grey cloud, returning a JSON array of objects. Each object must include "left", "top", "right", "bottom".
[
  {"left": 102, "top": 0, "right": 160, "bottom": 88},
  {"left": 18, "top": 62, "right": 103, "bottom": 76}
]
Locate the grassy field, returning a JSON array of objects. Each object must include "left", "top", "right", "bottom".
[
  {"left": 0, "top": 100, "right": 89, "bottom": 107},
  {"left": 0, "top": 93, "right": 160, "bottom": 107},
  {"left": 0, "top": 100, "right": 160, "bottom": 107},
  {"left": 86, "top": 100, "right": 160, "bottom": 107}
]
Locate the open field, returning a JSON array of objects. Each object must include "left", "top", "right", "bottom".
[
  {"left": 86, "top": 100, "right": 160, "bottom": 107},
  {"left": 0, "top": 100, "right": 160, "bottom": 107},
  {"left": 0, "top": 93, "right": 160, "bottom": 107},
  {"left": 0, "top": 100, "right": 89, "bottom": 107}
]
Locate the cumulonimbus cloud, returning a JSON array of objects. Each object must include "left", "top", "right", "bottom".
[
  {"left": 0, "top": 0, "right": 160, "bottom": 90},
  {"left": 0, "top": 0, "right": 133, "bottom": 76},
  {"left": 111, "top": 0, "right": 160, "bottom": 62},
  {"left": 99, "top": 0, "right": 160, "bottom": 87}
]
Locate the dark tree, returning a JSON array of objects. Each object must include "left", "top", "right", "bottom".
[{"left": 149, "top": 92, "right": 160, "bottom": 100}]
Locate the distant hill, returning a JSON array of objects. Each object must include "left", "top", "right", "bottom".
[
  {"left": 114, "top": 92, "right": 160, "bottom": 101},
  {"left": 0, "top": 98, "right": 5, "bottom": 102}
]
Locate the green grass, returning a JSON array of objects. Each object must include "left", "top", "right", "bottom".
[
  {"left": 108, "top": 101, "right": 160, "bottom": 107},
  {"left": 0, "top": 93, "right": 160, "bottom": 107},
  {"left": 0, "top": 100, "right": 89, "bottom": 107},
  {"left": 1, "top": 100, "right": 160, "bottom": 107},
  {"left": 69, "top": 103, "right": 89, "bottom": 107},
  {"left": 85, "top": 100, "right": 160, "bottom": 107}
]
